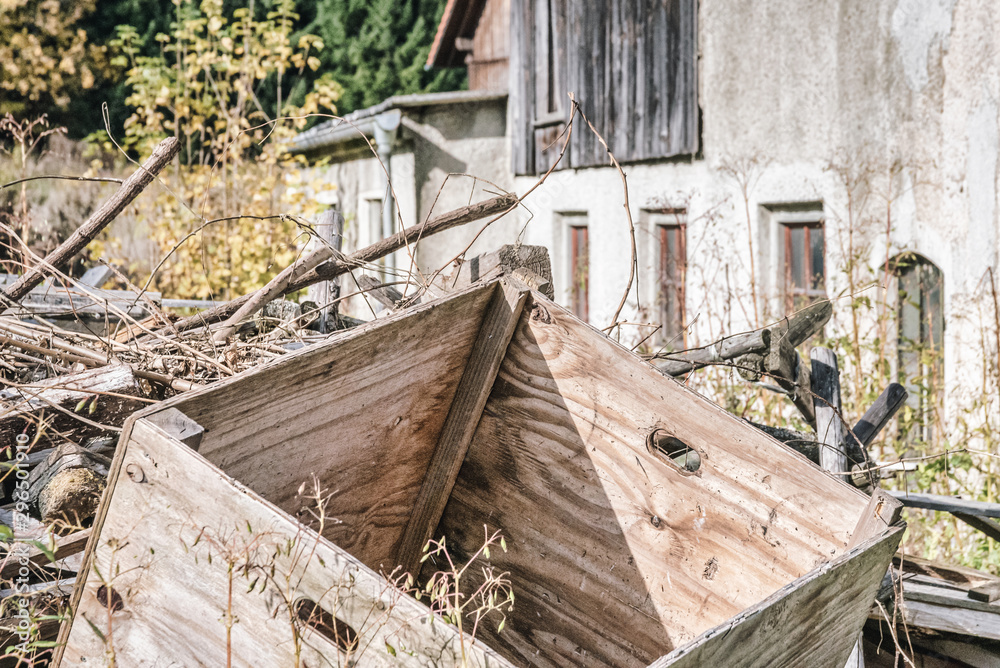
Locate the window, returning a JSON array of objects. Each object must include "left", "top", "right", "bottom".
[
  {"left": 570, "top": 224, "right": 589, "bottom": 322},
  {"left": 510, "top": 0, "right": 698, "bottom": 174},
  {"left": 643, "top": 209, "right": 687, "bottom": 346},
  {"left": 893, "top": 253, "right": 944, "bottom": 444},
  {"left": 782, "top": 221, "right": 825, "bottom": 312}
]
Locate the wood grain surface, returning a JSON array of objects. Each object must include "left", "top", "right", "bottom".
[
  {"left": 166, "top": 285, "right": 496, "bottom": 573},
  {"left": 432, "top": 295, "right": 871, "bottom": 667},
  {"left": 60, "top": 419, "right": 517, "bottom": 667},
  {"left": 652, "top": 526, "right": 904, "bottom": 667}
]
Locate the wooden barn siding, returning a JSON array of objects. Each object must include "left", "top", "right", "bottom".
[
  {"left": 469, "top": 0, "right": 510, "bottom": 90},
  {"left": 511, "top": 0, "right": 698, "bottom": 175}
]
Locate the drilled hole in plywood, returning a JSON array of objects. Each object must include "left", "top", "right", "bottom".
[
  {"left": 294, "top": 597, "right": 359, "bottom": 653},
  {"left": 647, "top": 429, "right": 701, "bottom": 474}
]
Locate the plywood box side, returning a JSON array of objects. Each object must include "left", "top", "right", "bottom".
[
  {"left": 650, "top": 523, "right": 905, "bottom": 668},
  {"left": 52, "top": 407, "right": 147, "bottom": 666},
  {"left": 167, "top": 284, "right": 497, "bottom": 572},
  {"left": 434, "top": 294, "right": 876, "bottom": 667},
  {"left": 59, "top": 419, "right": 517, "bottom": 667}
]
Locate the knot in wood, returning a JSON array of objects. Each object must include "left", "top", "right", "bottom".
[
  {"left": 530, "top": 303, "right": 551, "bottom": 324},
  {"left": 126, "top": 462, "right": 146, "bottom": 483}
]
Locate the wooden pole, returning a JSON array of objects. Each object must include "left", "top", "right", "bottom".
[
  {"left": 1, "top": 137, "right": 180, "bottom": 304},
  {"left": 811, "top": 346, "right": 863, "bottom": 668},
  {"left": 811, "top": 347, "right": 848, "bottom": 480}
]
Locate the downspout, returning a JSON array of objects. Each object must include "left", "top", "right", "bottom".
[{"left": 374, "top": 110, "right": 402, "bottom": 278}]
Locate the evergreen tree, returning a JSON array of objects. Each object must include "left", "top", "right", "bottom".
[{"left": 294, "top": 0, "right": 465, "bottom": 115}]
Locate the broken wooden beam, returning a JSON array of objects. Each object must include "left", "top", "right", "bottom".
[
  {"left": 885, "top": 491, "right": 1000, "bottom": 519},
  {"left": 1, "top": 137, "right": 180, "bottom": 305},
  {"left": 653, "top": 328, "right": 770, "bottom": 376},
  {"left": 446, "top": 244, "right": 554, "bottom": 300},
  {"left": 771, "top": 299, "right": 833, "bottom": 348},
  {"left": 167, "top": 192, "right": 519, "bottom": 334},
  {"left": 848, "top": 383, "right": 908, "bottom": 449}
]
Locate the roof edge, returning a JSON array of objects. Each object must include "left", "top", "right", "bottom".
[{"left": 288, "top": 89, "right": 508, "bottom": 154}]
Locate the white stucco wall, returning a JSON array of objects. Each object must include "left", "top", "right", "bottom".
[{"left": 304, "top": 0, "right": 999, "bottom": 440}]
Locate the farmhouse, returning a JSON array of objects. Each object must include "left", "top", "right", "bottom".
[{"left": 290, "top": 0, "right": 1000, "bottom": 438}]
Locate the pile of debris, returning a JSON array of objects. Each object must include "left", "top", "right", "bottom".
[{"left": 1, "top": 137, "right": 997, "bottom": 666}]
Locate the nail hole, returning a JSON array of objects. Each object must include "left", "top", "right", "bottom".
[
  {"left": 96, "top": 584, "right": 124, "bottom": 611},
  {"left": 295, "top": 597, "right": 358, "bottom": 652},
  {"left": 647, "top": 430, "right": 701, "bottom": 474}
]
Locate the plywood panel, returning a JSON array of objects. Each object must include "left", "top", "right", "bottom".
[
  {"left": 434, "top": 295, "right": 870, "bottom": 667},
  {"left": 651, "top": 526, "right": 904, "bottom": 667},
  {"left": 60, "top": 420, "right": 517, "bottom": 667},
  {"left": 169, "top": 285, "right": 496, "bottom": 572}
]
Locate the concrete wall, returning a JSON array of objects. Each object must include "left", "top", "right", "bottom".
[
  {"left": 305, "top": 0, "right": 999, "bottom": 434},
  {"left": 500, "top": 0, "right": 1000, "bottom": 430}
]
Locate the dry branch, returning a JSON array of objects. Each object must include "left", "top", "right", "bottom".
[
  {"left": 167, "top": 192, "right": 519, "bottom": 334},
  {"left": 212, "top": 244, "right": 335, "bottom": 342},
  {"left": 1, "top": 137, "right": 180, "bottom": 304}
]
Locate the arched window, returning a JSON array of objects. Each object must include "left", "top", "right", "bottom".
[{"left": 892, "top": 253, "right": 944, "bottom": 444}]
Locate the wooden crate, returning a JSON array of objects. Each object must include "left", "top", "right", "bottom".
[{"left": 56, "top": 279, "right": 903, "bottom": 667}]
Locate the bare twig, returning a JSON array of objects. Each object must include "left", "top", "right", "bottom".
[{"left": 1, "top": 137, "right": 181, "bottom": 303}]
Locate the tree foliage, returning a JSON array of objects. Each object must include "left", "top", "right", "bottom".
[
  {"left": 294, "top": 0, "right": 465, "bottom": 115},
  {"left": 92, "top": 0, "right": 338, "bottom": 300},
  {"left": 0, "top": 0, "right": 116, "bottom": 124}
]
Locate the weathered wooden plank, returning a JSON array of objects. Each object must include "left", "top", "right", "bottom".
[
  {"left": 59, "top": 419, "right": 517, "bottom": 667},
  {"left": 396, "top": 281, "right": 527, "bottom": 577},
  {"left": 953, "top": 511, "right": 1000, "bottom": 543},
  {"left": 165, "top": 285, "right": 497, "bottom": 573},
  {"left": 0, "top": 528, "right": 91, "bottom": 581},
  {"left": 813, "top": 347, "right": 849, "bottom": 480},
  {"left": 894, "top": 553, "right": 1000, "bottom": 586},
  {"left": 0, "top": 364, "right": 144, "bottom": 447},
  {"left": 650, "top": 526, "right": 903, "bottom": 667},
  {"left": 969, "top": 580, "right": 1000, "bottom": 603},
  {"left": 434, "top": 294, "right": 869, "bottom": 667},
  {"left": 900, "top": 576, "right": 1000, "bottom": 614},
  {"left": 898, "top": 583, "right": 1000, "bottom": 641},
  {"left": 887, "top": 491, "right": 1000, "bottom": 519}
]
